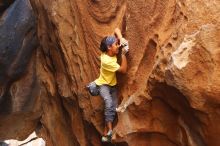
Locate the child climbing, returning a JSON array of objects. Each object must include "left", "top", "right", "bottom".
[{"left": 94, "top": 28, "right": 129, "bottom": 142}]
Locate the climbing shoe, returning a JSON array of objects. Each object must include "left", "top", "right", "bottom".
[
  {"left": 101, "top": 136, "right": 111, "bottom": 142},
  {"left": 101, "top": 130, "right": 113, "bottom": 142},
  {"left": 106, "top": 130, "right": 113, "bottom": 141},
  {"left": 107, "top": 130, "right": 113, "bottom": 138}
]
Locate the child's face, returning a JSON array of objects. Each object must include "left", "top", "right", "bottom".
[{"left": 110, "top": 40, "right": 120, "bottom": 55}]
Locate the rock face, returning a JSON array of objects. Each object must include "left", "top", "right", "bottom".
[
  {"left": 0, "top": 0, "right": 220, "bottom": 146},
  {"left": 0, "top": 0, "right": 14, "bottom": 14},
  {"left": 0, "top": 0, "right": 39, "bottom": 141}
]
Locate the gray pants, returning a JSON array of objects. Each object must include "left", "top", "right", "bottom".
[{"left": 99, "top": 85, "right": 118, "bottom": 122}]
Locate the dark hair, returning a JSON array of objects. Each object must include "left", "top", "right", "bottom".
[{"left": 99, "top": 36, "right": 108, "bottom": 52}]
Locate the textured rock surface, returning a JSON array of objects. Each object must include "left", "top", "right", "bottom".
[
  {"left": 0, "top": 0, "right": 39, "bottom": 141},
  {"left": 0, "top": 0, "right": 220, "bottom": 146},
  {"left": 0, "top": 0, "right": 14, "bottom": 14}
]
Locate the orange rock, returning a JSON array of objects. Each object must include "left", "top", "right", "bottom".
[{"left": 0, "top": 0, "right": 220, "bottom": 146}]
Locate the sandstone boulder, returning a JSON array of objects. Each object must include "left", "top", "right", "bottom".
[
  {"left": 0, "top": 0, "right": 39, "bottom": 141},
  {"left": 0, "top": 0, "right": 219, "bottom": 146}
]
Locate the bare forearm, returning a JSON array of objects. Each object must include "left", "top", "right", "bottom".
[
  {"left": 115, "top": 28, "right": 128, "bottom": 73},
  {"left": 120, "top": 54, "right": 127, "bottom": 73},
  {"left": 114, "top": 28, "right": 123, "bottom": 39}
]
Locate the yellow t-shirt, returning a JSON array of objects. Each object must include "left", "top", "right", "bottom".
[{"left": 95, "top": 53, "right": 120, "bottom": 86}]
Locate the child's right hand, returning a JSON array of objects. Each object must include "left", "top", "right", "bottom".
[
  {"left": 120, "top": 38, "right": 129, "bottom": 54},
  {"left": 122, "top": 47, "right": 129, "bottom": 55}
]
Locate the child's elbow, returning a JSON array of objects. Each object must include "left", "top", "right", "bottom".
[
  {"left": 121, "top": 68, "right": 127, "bottom": 74},
  {"left": 117, "top": 67, "right": 127, "bottom": 73}
]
